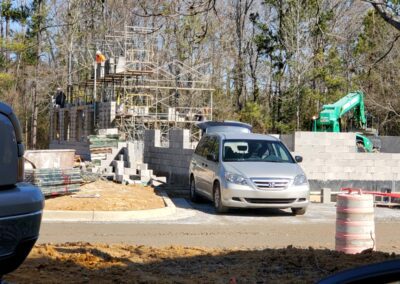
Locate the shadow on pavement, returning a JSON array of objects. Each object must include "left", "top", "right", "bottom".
[
  {"left": 5, "top": 243, "right": 398, "bottom": 284},
  {"left": 178, "top": 198, "right": 297, "bottom": 218}
]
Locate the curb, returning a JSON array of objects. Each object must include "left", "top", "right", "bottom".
[{"left": 42, "top": 191, "right": 176, "bottom": 222}]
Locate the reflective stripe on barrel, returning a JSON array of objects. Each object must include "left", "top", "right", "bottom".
[{"left": 335, "top": 191, "right": 375, "bottom": 254}]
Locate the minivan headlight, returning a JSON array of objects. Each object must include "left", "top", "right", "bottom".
[
  {"left": 225, "top": 172, "right": 247, "bottom": 185},
  {"left": 293, "top": 174, "right": 308, "bottom": 186}
]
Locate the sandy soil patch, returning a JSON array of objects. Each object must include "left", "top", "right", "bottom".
[
  {"left": 44, "top": 180, "right": 165, "bottom": 211},
  {"left": 6, "top": 243, "right": 398, "bottom": 283}
]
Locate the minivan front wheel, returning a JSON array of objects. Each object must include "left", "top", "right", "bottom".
[
  {"left": 213, "top": 183, "right": 228, "bottom": 214},
  {"left": 190, "top": 177, "right": 200, "bottom": 202}
]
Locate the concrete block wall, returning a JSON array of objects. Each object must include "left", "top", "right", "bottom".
[
  {"left": 69, "top": 107, "right": 77, "bottom": 141},
  {"left": 293, "top": 132, "right": 400, "bottom": 191},
  {"left": 97, "top": 102, "right": 116, "bottom": 129},
  {"left": 95, "top": 141, "right": 153, "bottom": 185},
  {"left": 49, "top": 105, "right": 94, "bottom": 160},
  {"left": 144, "top": 129, "right": 196, "bottom": 185},
  {"left": 83, "top": 105, "right": 94, "bottom": 140},
  {"left": 58, "top": 109, "right": 68, "bottom": 141}
]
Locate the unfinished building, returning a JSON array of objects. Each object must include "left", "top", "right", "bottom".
[{"left": 49, "top": 26, "right": 213, "bottom": 162}]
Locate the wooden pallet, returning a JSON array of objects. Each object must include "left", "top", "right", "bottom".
[{"left": 375, "top": 202, "right": 400, "bottom": 208}]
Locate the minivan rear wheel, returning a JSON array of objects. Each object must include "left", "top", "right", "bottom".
[
  {"left": 291, "top": 207, "right": 306, "bottom": 215},
  {"left": 213, "top": 183, "right": 228, "bottom": 214},
  {"left": 190, "top": 177, "right": 200, "bottom": 202}
]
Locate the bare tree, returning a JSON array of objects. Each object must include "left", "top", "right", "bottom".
[{"left": 232, "top": 0, "right": 254, "bottom": 111}]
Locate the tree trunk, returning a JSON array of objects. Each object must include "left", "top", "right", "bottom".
[
  {"left": 32, "top": 0, "right": 43, "bottom": 149},
  {"left": 5, "top": 0, "right": 10, "bottom": 68}
]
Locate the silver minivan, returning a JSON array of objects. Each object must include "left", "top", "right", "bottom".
[{"left": 189, "top": 124, "right": 309, "bottom": 214}]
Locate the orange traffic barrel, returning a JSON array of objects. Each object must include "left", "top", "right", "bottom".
[{"left": 335, "top": 188, "right": 375, "bottom": 254}]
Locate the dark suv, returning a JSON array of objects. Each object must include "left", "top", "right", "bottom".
[{"left": 0, "top": 102, "right": 44, "bottom": 279}]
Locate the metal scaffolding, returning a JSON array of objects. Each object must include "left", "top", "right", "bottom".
[{"left": 70, "top": 26, "right": 213, "bottom": 143}]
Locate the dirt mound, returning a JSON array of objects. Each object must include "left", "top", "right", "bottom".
[
  {"left": 44, "top": 180, "right": 165, "bottom": 211},
  {"left": 6, "top": 243, "right": 398, "bottom": 283}
]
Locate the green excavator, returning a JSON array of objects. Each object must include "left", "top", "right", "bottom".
[{"left": 312, "top": 90, "right": 375, "bottom": 152}]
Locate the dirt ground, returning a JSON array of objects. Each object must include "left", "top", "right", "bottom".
[
  {"left": 5, "top": 243, "right": 398, "bottom": 283},
  {"left": 44, "top": 180, "right": 165, "bottom": 211}
]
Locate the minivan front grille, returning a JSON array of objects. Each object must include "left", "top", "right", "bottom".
[{"left": 251, "top": 178, "right": 290, "bottom": 190}]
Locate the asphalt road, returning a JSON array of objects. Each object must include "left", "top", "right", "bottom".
[{"left": 39, "top": 200, "right": 400, "bottom": 253}]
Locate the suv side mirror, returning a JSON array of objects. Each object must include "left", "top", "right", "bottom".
[
  {"left": 207, "top": 153, "right": 218, "bottom": 162},
  {"left": 295, "top": 156, "right": 303, "bottom": 163}
]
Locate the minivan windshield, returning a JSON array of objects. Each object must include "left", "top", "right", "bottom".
[{"left": 223, "top": 139, "right": 294, "bottom": 163}]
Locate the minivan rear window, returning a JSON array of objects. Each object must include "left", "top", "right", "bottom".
[
  {"left": 206, "top": 126, "right": 251, "bottom": 134},
  {"left": 223, "top": 139, "right": 294, "bottom": 163}
]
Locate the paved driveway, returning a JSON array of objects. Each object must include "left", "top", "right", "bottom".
[{"left": 39, "top": 200, "right": 400, "bottom": 252}]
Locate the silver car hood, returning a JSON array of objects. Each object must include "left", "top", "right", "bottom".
[{"left": 224, "top": 162, "right": 304, "bottom": 179}]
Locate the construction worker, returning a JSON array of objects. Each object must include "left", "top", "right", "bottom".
[
  {"left": 55, "top": 87, "right": 66, "bottom": 108},
  {"left": 95, "top": 50, "right": 106, "bottom": 63}
]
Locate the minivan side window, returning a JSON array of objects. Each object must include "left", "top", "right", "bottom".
[
  {"left": 194, "top": 136, "right": 209, "bottom": 156},
  {"left": 202, "top": 136, "right": 216, "bottom": 158},
  {"left": 210, "top": 137, "right": 219, "bottom": 161}
]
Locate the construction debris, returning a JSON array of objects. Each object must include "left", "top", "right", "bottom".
[
  {"left": 25, "top": 168, "right": 83, "bottom": 197},
  {"left": 71, "top": 193, "right": 101, "bottom": 198}
]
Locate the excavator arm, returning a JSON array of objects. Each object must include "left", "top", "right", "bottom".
[
  {"left": 337, "top": 91, "right": 366, "bottom": 127},
  {"left": 312, "top": 91, "right": 373, "bottom": 152},
  {"left": 313, "top": 91, "right": 367, "bottom": 132}
]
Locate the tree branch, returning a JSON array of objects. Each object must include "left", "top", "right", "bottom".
[
  {"left": 364, "top": 0, "right": 400, "bottom": 31},
  {"left": 368, "top": 33, "right": 400, "bottom": 75}
]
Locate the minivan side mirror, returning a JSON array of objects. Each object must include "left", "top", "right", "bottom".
[
  {"left": 207, "top": 153, "right": 218, "bottom": 162},
  {"left": 295, "top": 156, "right": 303, "bottom": 163}
]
